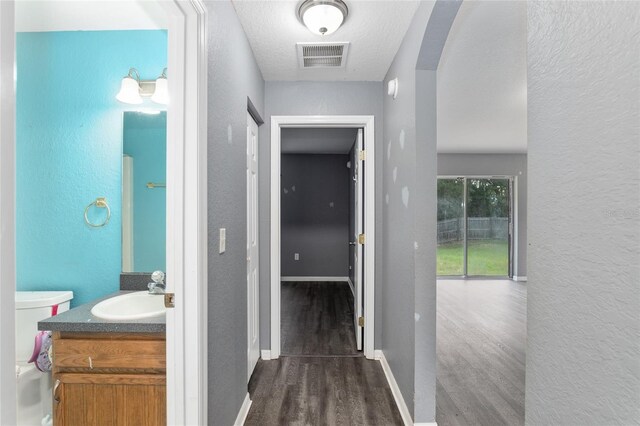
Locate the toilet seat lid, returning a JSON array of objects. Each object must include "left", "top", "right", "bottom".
[{"left": 16, "top": 291, "right": 73, "bottom": 309}]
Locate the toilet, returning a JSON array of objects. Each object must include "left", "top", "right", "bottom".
[{"left": 15, "top": 291, "right": 73, "bottom": 426}]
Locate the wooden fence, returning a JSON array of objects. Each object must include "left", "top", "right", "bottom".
[{"left": 437, "top": 217, "right": 509, "bottom": 244}]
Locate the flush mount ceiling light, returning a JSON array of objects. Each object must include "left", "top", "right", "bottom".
[
  {"left": 298, "top": 0, "right": 348, "bottom": 36},
  {"left": 116, "top": 68, "right": 169, "bottom": 106}
]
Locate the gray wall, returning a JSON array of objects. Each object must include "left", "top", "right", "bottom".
[
  {"left": 281, "top": 154, "right": 350, "bottom": 277},
  {"left": 382, "top": 1, "right": 461, "bottom": 422},
  {"left": 259, "top": 81, "right": 384, "bottom": 348},
  {"left": 437, "top": 153, "right": 527, "bottom": 276},
  {"left": 205, "top": 2, "right": 265, "bottom": 425},
  {"left": 526, "top": 2, "right": 640, "bottom": 425}
]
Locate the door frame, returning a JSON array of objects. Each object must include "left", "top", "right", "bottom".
[
  {"left": 0, "top": 2, "right": 17, "bottom": 424},
  {"left": 0, "top": 1, "right": 209, "bottom": 425},
  {"left": 247, "top": 112, "right": 260, "bottom": 382},
  {"left": 162, "top": 1, "right": 208, "bottom": 424},
  {"left": 270, "top": 115, "right": 376, "bottom": 360}
]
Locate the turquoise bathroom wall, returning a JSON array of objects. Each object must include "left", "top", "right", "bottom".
[
  {"left": 16, "top": 30, "right": 167, "bottom": 306},
  {"left": 123, "top": 112, "right": 167, "bottom": 272}
]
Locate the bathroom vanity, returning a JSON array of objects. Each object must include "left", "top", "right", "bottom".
[{"left": 39, "top": 290, "right": 166, "bottom": 426}]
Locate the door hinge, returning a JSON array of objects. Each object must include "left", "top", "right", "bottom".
[
  {"left": 358, "top": 316, "right": 365, "bottom": 327},
  {"left": 359, "top": 150, "right": 366, "bottom": 161},
  {"left": 358, "top": 233, "right": 365, "bottom": 245},
  {"left": 164, "top": 293, "right": 175, "bottom": 308}
]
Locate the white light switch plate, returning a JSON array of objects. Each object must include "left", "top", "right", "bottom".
[{"left": 219, "top": 228, "right": 226, "bottom": 253}]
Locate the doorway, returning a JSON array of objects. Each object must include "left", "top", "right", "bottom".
[
  {"left": 270, "top": 116, "right": 375, "bottom": 360},
  {"left": 0, "top": 1, "right": 208, "bottom": 424},
  {"left": 437, "top": 176, "right": 514, "bottom": 278}
]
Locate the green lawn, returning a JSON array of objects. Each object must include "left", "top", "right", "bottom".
[{"left": 437, "top": 240, "right": 508, "bottom": 276}]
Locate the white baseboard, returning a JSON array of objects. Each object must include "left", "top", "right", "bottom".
[
  {"left": 260, "top": 350, "right": 272, "bottom": 361},
  {"left": 281, "top": 276, "right": 349, "bottom": 282},
  {"left": 414, "top": 423, "right": 438, "bottom": 426},
  {"left": 376, "top": 350, "right": 414, "bottom": 426},
  {"left": 512, "top": 275, "right": 527, "bottom": 282},
  {"left": 347, "top": 278, "right": 355, "bottom": 296},
  {"left": 234, "top": 393, "right": 252, "bottom": 426}
]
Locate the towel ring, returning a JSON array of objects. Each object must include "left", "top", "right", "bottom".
[{"left": 84, "top": 197, "right": 111, "bottom": 228}]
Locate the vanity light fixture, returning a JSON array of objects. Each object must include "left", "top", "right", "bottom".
[
  {"left": 116, "top": 68, "right": 169, "bottom": 105},
  {"left": 298, "top": 0, "right": 348, "bottom": 36},
  {"left": 150, "top": 68, "right": 169, "bottom": 105}
]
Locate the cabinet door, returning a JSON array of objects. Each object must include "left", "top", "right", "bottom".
[{"left": 54, "top": 373, "right": 166, "bottom": 426}]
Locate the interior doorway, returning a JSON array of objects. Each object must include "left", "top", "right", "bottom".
[
  {"left": 270, "top": 116, "right": 375, "bottom": 360},
  {"left": 278, "top": 127, "right": 363, "bottom": 355}
]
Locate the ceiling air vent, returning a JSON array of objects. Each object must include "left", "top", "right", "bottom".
[{"left": 297, "top": 42, "right": 350, "bottom": 69}]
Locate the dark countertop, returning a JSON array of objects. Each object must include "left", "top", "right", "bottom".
[{"left": 38, "top": 291, "right": 165, "bottom": 334}]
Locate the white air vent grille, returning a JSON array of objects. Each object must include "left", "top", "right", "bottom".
[{"left": 297, "top": 42, "right": 350, "bottom": 69}]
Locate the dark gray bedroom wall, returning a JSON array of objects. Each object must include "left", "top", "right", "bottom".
[
  {"left": 259, "top": 81, "right": 384, "bottom": 349},
  {"left": 205, "top": 1, "right": 265, "bottom": 425},
  {"left": 526, "top": 2, "right": 640, "bottom": 425},
  {"left": 281, "top": 154, "right": 350, "bottom": 277},
  {"left": 437, "top": 153, "right": 528, "bottom": 277}
]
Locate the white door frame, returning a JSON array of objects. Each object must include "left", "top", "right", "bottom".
[
  {"left": 0, "top": 1, "right": 209, "bottom": 425},
  {"left": 0, "top": 2, "right": 17, "bottom": 425},
  {"left": 270, "top": 115, "right": 376, "bottom": 360},
  {"left": 247, "top": 112, "right": 260, "bottom": 382},
  {"left": 162, "top": 1, "right": 208, "bottom": 425}
]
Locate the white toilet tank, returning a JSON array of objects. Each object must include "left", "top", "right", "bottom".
[
  {"left": 15, "top": 290, "right": 73, "bottom": 426},
  {"left": 15, "top": 291, "right": 73, "bottom": 362}
]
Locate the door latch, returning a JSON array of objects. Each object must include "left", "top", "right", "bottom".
[
  {"left": 164, "top": 293, "right": 175, "bottom": 308},
  {"left": 358, "top": 316, "right": 365, "bottom": 327}
]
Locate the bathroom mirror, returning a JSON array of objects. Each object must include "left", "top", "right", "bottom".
[{"left": 121, "top": 111, "right": 167, "bottom": 272}]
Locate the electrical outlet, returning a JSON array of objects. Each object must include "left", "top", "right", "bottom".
[
  {"left": 219, "top": 228, "right": 226, "bottom": 253},
  {"left": 294, "top": 253, "right": 300, "bottom": 261}
]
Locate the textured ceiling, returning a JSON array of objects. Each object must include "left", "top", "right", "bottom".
[
  {"left": 437, "top": 0, "right": 527, "bottom": 153},
  {"left": 232, "top": 0, "right": 421, "bottom": 81},
  {"left": 15, "top": 0, "right": 167, "bottom": 32},
  {"left": 281, "top": 128, "right": 358, "bottom": 154}
]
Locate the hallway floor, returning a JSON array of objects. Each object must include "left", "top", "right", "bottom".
[
  {"left": 245, "top": 281, "right": 402, "bottom": 425},
  {"left": 436, "top": 279, "right": 526, "bottom": 426},
  {"left": 281, "top": 281, "right": 358, "bottom": 356}
]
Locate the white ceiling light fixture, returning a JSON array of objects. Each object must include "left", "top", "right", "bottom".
[
  {"left": 116, "top": 68, "right": 169, "bottom": 105},
  {"left": 298, "top": 0, "right": 348, "bottom": 36}
]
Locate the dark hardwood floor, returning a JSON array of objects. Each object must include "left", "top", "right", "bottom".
[
  {"left": 436, "top": 279, "right": 526, "bottom": 426},
  {"left": 245, "top": 281, "right": 402, "bottom": 425},
  {"left": 246, "top": 356, "right": 403, "bottom": 426},
  {"left": 281, "top": 282, "right": 359, "bottom": 356}
]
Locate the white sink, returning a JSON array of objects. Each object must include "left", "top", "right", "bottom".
[{"left": 91, "top": 291, "right": 166, "bottom": 320}]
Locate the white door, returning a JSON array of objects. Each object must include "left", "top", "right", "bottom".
[
  {"left": 353, "top": 129, "right": 364, "bottom": 351},
  {"left": 247, "top": 113, "right": 260, "bottom": 381}
]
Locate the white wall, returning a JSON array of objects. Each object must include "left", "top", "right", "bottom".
[
  {"left": 437, "top": 0, "right": 527, "bottom": 154},
  {"left": 526, "top": 2, "right": 640, "bottom": 424}
]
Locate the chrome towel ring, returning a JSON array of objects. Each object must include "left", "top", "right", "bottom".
[{"left": 84, "top": 197, "right": 111, "bottom": 228}]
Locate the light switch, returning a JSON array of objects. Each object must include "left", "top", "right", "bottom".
[
  {"left": 219, "top": 228, "right": 226, "bottom": 253},
  {"left": 294, "top": 253, "right": 300, "bottom": 261}
]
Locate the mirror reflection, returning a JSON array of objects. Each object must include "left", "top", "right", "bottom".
[{"left": 121, "top": 111, "right": 167, "bottom": 272}]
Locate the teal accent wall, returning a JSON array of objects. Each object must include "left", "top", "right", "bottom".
[
  {"left": 16, "top": 30, "right": 167, "bottom": 306},
  {"left": 123, "top": 112, "right": 167, "bottom": 272}
]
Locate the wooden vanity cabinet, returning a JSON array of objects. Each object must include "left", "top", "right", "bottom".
[{"left": 52, "top": 332, "right": 166, "bottom": 426}]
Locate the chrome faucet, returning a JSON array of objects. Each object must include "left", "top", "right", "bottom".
[{"left": 147, "top": 270, "right": 166, "bottom": 294}]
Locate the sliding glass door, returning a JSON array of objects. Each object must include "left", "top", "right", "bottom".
[
  {"left": 437, "top": 178, "right": 465, "bottom": 275},
  {"left": 437, "top": 177, "right": 513, "bottom": 277}
]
